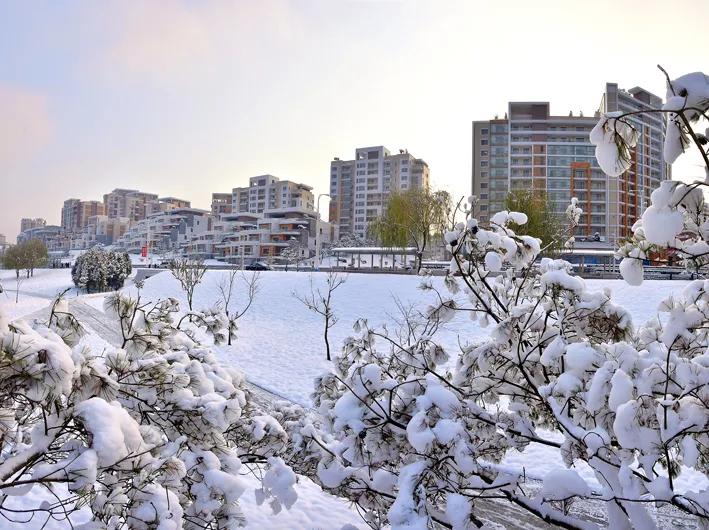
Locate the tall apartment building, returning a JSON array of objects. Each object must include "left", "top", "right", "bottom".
[
  {"left": 103, "top": 189, "right": 159, "bottom": 222},
  {"left": 471, "top": 83, "right": 668, "bottom": 248},
  {"left": 329, "top": 146, "right": 430, "bottom": 237},
  {"left": 20, "top": 217, "right": 46, "bottom": 233},
  {"left": 228, "top": 175, "right": 314, "bottom": 214},
  {"left": 61, "top": 199, "right": 105, "bottom": 231}
]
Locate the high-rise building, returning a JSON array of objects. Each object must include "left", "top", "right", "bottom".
[
  {"left": 62, "top": 199, "right": 105, "bottom": 231},
  {"left": 20, "top": 217, "right": 46, "bottom": 233},
  {"left": 103, "top": 189, "right": 159, "bottom": 222},
  {"left": 329, "top": 146, "right": 430, "bottom": 237},
  {"left": 228, "top": 175, "right": 314, "bottom": 215},
  {"left": 471, "top": 83, "right": 668, "bottom": 248}
]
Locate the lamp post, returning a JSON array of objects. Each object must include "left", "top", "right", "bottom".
[{"left": 315, "top": 193, "right": 330, "bottom": 271}]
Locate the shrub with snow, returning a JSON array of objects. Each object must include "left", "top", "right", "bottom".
[
  {"left": 280, "top": 69, "right": 709, "bottom": 529},
  {"left": 72, "top": 246, "right": 132, "bottom": 293},
  {"left": 0, "top": 289, "right": 296, "bottom": 528}
]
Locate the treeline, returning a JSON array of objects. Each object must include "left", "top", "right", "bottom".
[{"left": 2, "top": 240, "right": 48, "bottom": 278}]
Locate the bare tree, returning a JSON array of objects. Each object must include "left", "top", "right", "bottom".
[
  {"left": 293, "top": 271, "right": 346, "bottom": 360},
  {"left": 169, "top": 257, "right": 207, "bottom": 316},
  {"left": 215, "top": 268, "right": 261, "bottom": 345}
]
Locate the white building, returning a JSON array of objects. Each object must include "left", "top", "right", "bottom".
[
  {"left": 230, "top": 175, "right": 314, "bottom": 215},
  {"left": 114, "top": 208, "right": 212, "bottom": 255},
  {"left": 329, "top": 146, "right": 430, "bottom": 237},
  {"left": 188, "top": 207, "right": 337, "bottom": 265}
]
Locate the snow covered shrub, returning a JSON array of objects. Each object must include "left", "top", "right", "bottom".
[
  {"left": 283, "top": 68, "right": 709, "bottom": 529},
  {"left": 72, "top": 246, "right": 132, "bottom": 292},
  {"left": 0, "top": 288, "right": 297, "bottom": 528}
]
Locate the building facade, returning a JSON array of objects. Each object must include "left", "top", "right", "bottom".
[
  {"left": 113, "top": 208, "right": 212, "bottom": 255},
  {"left": 61, "top": 199, "right": 105, "bottom": 232},
  {"left": 329, "top": 146, "right": 430, "bottom": 237},
  {"left": 103, "top": 189, "right": 160, "bottom": 222},
  {"left": 471, "top": 83, "right": 668, "bottom": 248},
  {"left": 20, "top": 218, "right": 46, "bottom": 233},
  {"left": 211, "top": 193, "right": 233, "bottom": 216},
  {"left": 228, "top": 175, "right": 314, "bottom": 215},
  {"left": 187, "top": 207, "right": 336, "bottom": 265}
]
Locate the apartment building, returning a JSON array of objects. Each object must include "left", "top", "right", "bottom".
[
  {"left": 103, "top": 189, "right": 159, "bottom": 222},
  {"left": 113, "top": 208, "right": 212, "bottom": 255},
  {"left": 228, "top": 175, "right": 315, "bottom": 215},
  {"left": 471, "top": 83, "right": 668, "bottom": 248},
  {"left": 0, "top": 234, "right": 8, "bottom": 254},
  {"left": 61, "top": 199, "right": 105, "bottom": 231},
  {"left": 17, "top": 225, "right": 69, "bottom": 251},
  {"left": 20, "top": 218, "right": 46, "bottom": 233},
  {"left": 188, "top": 207, "right": 336, "bottom": 265},
  {"left": 329, "top": 146, "right": 430, "bottom": 237},
  {"left": 211, "top": 193, "right": 233, "bottom": 215},
  {"left": 70, "top": 216, "right": 131, "bottom": 249}
]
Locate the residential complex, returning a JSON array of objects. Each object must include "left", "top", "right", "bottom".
[
  {"left": 471, "top": 83, "right": 669, "bottom": 249},
  {"left": 329, "top": 146, "right": 430, "bottom": 237},
  {"left": 114, "top": 207, "right": 212, "bottom": 255}
]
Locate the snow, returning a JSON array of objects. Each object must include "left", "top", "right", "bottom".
[
  {"left": 0, "top": 269, "right": 78, "bottom": 319},
  {"left": 3, "top": 267, "right": 706, "bottom": 527}
]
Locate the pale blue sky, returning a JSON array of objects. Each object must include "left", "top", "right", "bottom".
[{"left": 1, "top": 0, "right": 706, "bottom": 240}]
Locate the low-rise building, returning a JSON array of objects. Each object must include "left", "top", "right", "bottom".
[
  {"left": 17, "top": 225, "right": 70, "bottom": 251},
  {"left": 197, "top": 206, "right": 337, "bottom": 265},
  {"left": 113, "top": 208, "right": 212, "bottom": 255}
]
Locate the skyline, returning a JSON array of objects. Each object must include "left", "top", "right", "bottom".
[{"left": 2, "top": 0, "right": 707, "bottom": 241}]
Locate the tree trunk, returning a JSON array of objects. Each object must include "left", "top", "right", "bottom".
[{"left": 324, "top": 322, "right": 331, "bottom": 361}]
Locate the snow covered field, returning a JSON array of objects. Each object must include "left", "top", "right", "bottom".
[
  {"left": 0, "top": 269, "right": 78, "bottom": 320},
  {"left": 1, "top": 267, "right": 706, "bottom": 528},
  {"left": 124, "top": 270, "right": 688, "bottom": 405}
]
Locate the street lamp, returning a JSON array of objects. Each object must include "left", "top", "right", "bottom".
[{"left": 315, "top": 193, "right": 330, "bottom": 271}]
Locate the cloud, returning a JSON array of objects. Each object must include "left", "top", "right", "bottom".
[
  {"left": 99, "top": 0, "right": 304, "bottom": 84},
  {"left": 0, "top": 84, "right": 53, "bottom": 166},
  {"left": 103, "top": 1, "right": 212, "bottom": 83}
]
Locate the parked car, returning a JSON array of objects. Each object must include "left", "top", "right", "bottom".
[{"left": 245, "top": 262, "right": 272, "bottom": 271}]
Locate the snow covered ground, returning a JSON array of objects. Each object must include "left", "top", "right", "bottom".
[
  {"left": 0, "top": 269, "right": 78, "bottom": 320},
  {"left": 122, "top": 270, "right": 709, "bottom": 498},
  {"left": 2, "top": 268, "right": 707, "bottom": 527}
]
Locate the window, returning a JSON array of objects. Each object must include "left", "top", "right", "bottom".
[
  {"left": 480, "top": 150, "right": 488, "bottom": 157},
  {"left": 481, "top": 128, "right": 489, "bottom": 135},
  {"left": 480, "top": 161, "right": 488, "bottom": 167},
  {"left": 480, "top": 182, "right": 488, "bottom": 188},
  {"left": 481, "top": 139, "right": 489, "bottom": 145}
]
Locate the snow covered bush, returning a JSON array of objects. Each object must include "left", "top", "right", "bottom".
[
  {"left": 281, "top": 69, "right": 709, "bottom": 529},
  {"left": 0, "top": 288, "right": 297, "bottom": 528},
  {"left": 72, "top": 246, "right": 132, "bottom": 293}
]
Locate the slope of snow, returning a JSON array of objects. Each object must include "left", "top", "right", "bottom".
[{"left": 0, "top": 269, "right": 77, "bottom": 320}]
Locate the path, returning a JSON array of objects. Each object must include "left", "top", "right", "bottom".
[{"left": 21, "top": 300, "right": 700, "bottom": 529}]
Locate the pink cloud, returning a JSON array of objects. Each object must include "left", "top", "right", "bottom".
[
  {"left": 98, "top": 0, "right": 304, "bottom": 84},
  {"left": 0, "top": 84, "right": 53, "bottom": 166}
]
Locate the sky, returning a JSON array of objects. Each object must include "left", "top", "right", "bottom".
[{"left": 1, "top": 0, "right": 707, "bottom": 241}]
